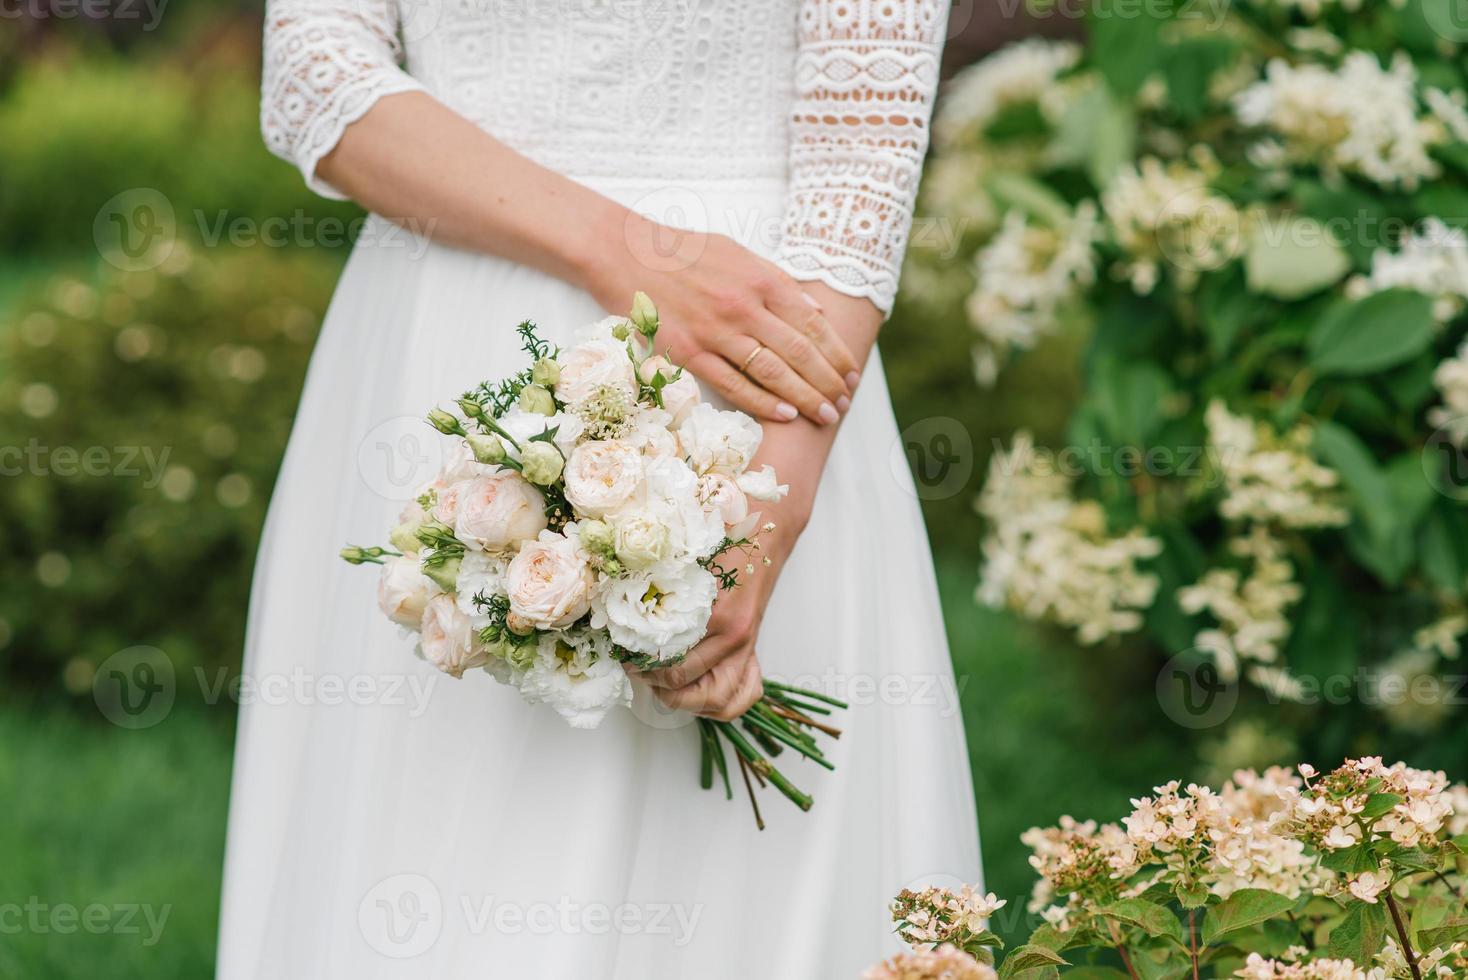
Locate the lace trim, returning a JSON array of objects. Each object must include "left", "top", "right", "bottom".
[
  {"left": 261, "top": 3, "right": 425, "bottom": 199},
  {"left": 776, "top": 0, "right": 949, "bottom": 314}
]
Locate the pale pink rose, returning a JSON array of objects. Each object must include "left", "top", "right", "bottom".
[
  {"left": 377, "top": 556, "right": 437, "bottom": 628},
  {"left": 697, "top": 473, "right": 748, "bottom": 526},
  {"left": 563, "top": 440, "right": 643, "bottom": 517},
  {"left": 505, "top": 531, "right": 595, "bottom": 630},
  {"left": 554, "top": 338, "right": 637, "bottom": 405},
  {"left": 419, "top": 593, "right": 487, "bottom": 677},
  {"left": 434, "top": 481, "right": 465, "bottom": 525},
  {"left": 639, "top": 355, "right": 702, "bottom": 425},
  {"left": 452, "top": 473, "right": 548, "bottom": 552}
]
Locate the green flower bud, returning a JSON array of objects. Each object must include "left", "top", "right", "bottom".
[
  {"left": 611, "top": 319, "right": 632, "bottom": 341},
  {"left": 423, "top": 556, "right": 461, "bottom": 592},
  {"left": 531, "top": 357, "right": 561, "bottom": 387},
  {"left": 503, "top": 639, "right": 538, "bottom": 670},
  {"left": 517, "top": 384, "right": 557, "bottom": 416},
  {"left": 520, "top": 441, "right": 565, "bottom": 486},
  {"left": 457, "top": 396, "right": 487, "bottom": 421},
  {"left": 465, "top": 432, "right": 506, "bottom": 465},
  {"left": 629, "top": 291, "right": 659, "bottom": 337},
  {"left": 427, "top": 408, "right": 465, "bottom": 436},
  {"left": 388, "top": 520, "right": 422, "bottom": 554},
  {"left": 577, "top": 519, "right": 616, "bottom": 557}
]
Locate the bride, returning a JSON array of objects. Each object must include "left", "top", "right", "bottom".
[{"left": 218, "top": 1, "right": 981, "bottom": 976}]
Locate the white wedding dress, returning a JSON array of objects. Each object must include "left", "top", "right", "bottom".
[{"left": 218, "top": 2, "right": 981, "bottom": 977}]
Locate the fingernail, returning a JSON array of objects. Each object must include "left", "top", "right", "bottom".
[
  {"left": 802, "top": 293, "right": 823, "bottom": 310},
  {"left": 845, "top": 371, "right": 861, "bottom": 389},
  {"left": 836, "top": 395, "right": 851, "bottom": 413},
  {"left": 818, "top": 403, "right": 839, "bottom": 425},
  {"left": 775, "top": 402, "right": 799, "bottom": 421}
]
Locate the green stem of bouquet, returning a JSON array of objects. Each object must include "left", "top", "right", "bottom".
[
  {"left": 1383, "top": 892, "right": 1422, "bottom": 980},
  {"left": 695, "top": 682, "right": 848, "bottom": 827}
]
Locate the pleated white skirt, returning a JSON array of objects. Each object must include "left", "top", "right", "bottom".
[{"left": 216, "top": 176, "right": 981, "bottom": 979}]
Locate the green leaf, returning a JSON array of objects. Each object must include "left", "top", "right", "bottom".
[
  {"left": 1244, "top": 216, "right": 1351, "bottom": 300},
  {"left": 1201, "top": 889, "right": 1298, "bottom": 945},
  {"left": 1308, "top": 289, "right": 1437, "bottom": 376},
  {"left": 1329, "top": 901, "right": 1388, "bottom": 964},
  {"left": 985, "top": 170, "right": 1074, "bottom": 229},
  {"left": 1321, "top": 845, "right": 1383, "bottom": 875},
  {"left": 1418, "top": 918, "right": 1468, "bottom": 952},
  {"left": 1312, "top": 421, "right": 1397, "bottom": 548},
  {"left": 1090, "top": 1, "right": 1163, "bottom": 97},
  {"left": 1360, "top": 792, "right": 1405, "bottom": 821},
  {"left": 1176, "top": 880, "right": 1211, "bottom": 910},
  {"left": 1090, "top": 358, "right": 1171, "bottom": 447},
  {"left": 1421, "top": 502, "right": 1468, "bottom": 592},
  {"left": 1159, "top": 38, "right": 1239, "bottom": 122},
  {"left": 1198, "top": 264, "right": 1275, "bottom": 357},
  {"left": 1098, "top": 899, "right": 1186, "bottom": 947},
  {"left": 1283, "top": 565, "right": 1359, "bottom": 682},
  {"left": 998, "top": 944, "right": 1069, "bottom": 978},
  {"left": 1294, "top": 180, "right": 1387, "bottom": 270},
  {"left": 1059, "top": 970, "right": 1131, "bottom": 980}
]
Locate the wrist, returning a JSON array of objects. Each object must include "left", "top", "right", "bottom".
[{"left": 564, "top": 196, "right": 636, "bottom": 303}]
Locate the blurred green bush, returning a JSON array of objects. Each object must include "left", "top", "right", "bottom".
[{"left": 0, "top": 244, "right": 339, "bottom": 695}]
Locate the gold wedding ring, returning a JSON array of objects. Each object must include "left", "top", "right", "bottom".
[{"left": 739, "top": 344, "right": 766, "bottom": 375}]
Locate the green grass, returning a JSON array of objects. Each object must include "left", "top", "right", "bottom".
[
  {"left": 0, "top": 703, "right": 230, "bottom": 979},
  {"left": 0, "top": 563, "right": 1192, "bottom": 976}
]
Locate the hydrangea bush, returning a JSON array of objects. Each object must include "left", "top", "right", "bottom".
[
  {"left": 871, "top": 758, "right": 1468, "bottom": 979},
  {"left": 910, "top": 2, "right": 1468, "bottom": 751}
]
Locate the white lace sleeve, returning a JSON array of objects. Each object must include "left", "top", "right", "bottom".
[
  {"left": 260, "top": 0, "right": 425, "bottom": 199},
  {"left": 776, "top": 0, "right": 949, "bottom": 314}
]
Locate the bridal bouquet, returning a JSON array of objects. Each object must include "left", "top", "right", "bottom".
[{"left": 342, "top": 294, "right": 843, "bottom": 824}]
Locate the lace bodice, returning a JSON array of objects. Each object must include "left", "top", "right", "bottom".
[{"left": 261, "top": 0, "right": 948, "bottom": 312}]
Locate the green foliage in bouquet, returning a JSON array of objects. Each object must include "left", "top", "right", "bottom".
[
  {"left": 872, "top": 758, "right": 1468, "bottom": 979},
  {"left": 910, "top": 1, "right": 1468, "bottom": 763},
  {"left": 0, "top": 245, "right": 338, "bottom": 695}
]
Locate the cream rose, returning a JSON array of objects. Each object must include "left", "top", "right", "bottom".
[
  {"left": 377, "top": 555, "right": 437, "bottom": 629},
  {"left": 612, "top": 513, "right": 672, "bottom": 570},
  {"left": 677, "top": 402, "right": 762, "bottom": 475},
  {"left": 505, "top": 531, "right": 595, "bottom": 630},
  {"left": 563, "top": 440, "right": 643, "bottom": 517},
  {"left": 554, "top": 338, "right": 638, "bottom": 405},
  {"left": 452, "top": 472, "right": 548, "bottom": 552},
  {"left": 419, "top": 593, "right": 488, "bottom": 677}
]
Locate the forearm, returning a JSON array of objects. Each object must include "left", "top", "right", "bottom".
[{"left": 315, "top": 91, "right": 623, "bottom": 292}]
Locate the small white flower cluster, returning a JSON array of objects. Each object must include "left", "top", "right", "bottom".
[
  {"left": 1430, "top": 337, "right": 1468, "bottom": 445},
  {"left": 1179, "top": 526, "right": 1305, "bottom": 682},
  {"left": 976, "top": 432, "right": 1162, "bottom": 645},
  {"left": 1377, "top": 936, "right": 1468, "bottom": 979},
  {"left": 863, "top": 945, "right": 996, "bottom": 980},
  {"left": 1021, "top": 815, "right": 1139, "bottom": 917},
  {"left": 1204, "top": 401, "right": 1349, "bottom": 530},
  {"left": 1101, "top": 155, "right": 1241, "bottom": 295},
  {"left": 890, "top": 885, "right": 1005, "bottom": 950},
  {"left": 1235, "top": 952, "right": 1383, "bottom": 980},
  {"left": 934, "top": 38, "right": 1081, "bottom": 149},
  {"left": 1348, "top": 218, "right": 1468, "bottom": 324},
  {"left": 366, "top": 301, "right": 786, "bottom": 729},
  {"left": 1233, "top": 53, "right": 1442, "bottom": 189},
  {"left": 966, "top": 203, "right": 1099, "bottom": 385}
]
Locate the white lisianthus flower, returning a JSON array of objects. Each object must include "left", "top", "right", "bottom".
[
  {"left": 377, "top": 555, "right": 437, "bottom": 629},
  {"left": 591, "top": 560, "right": 719, "bottom": 660},
  {"left": 564, "top": 440, "right": 643, "bottom": 517},
  {"left": 418, "top": 593, "right": 488, "bottom": 678},
  {"left": 519, "top": 630, "right": 632, "bottom": 729},
  {"left": 735, "top": 464, "right": 787, "bottom": 503},
  {"left": 505, "top": 529, "right": 595, "bottom": 630},
  {"left": 637, "top": 456, "right": 727, "bottom": 561},
  {"left": 555, "top": 338, "right": 638, "bottom": 405},
  {"left": 639, "top": 355, "right": 702, "bottom": 425},
  {"left": 454, "top": 551, "right": 508, "bottom": 620},
  {"left": 451, "top": 472, "right": 548, "bottom": 552},
  {"left": 495, "top": 408, "right": 582, "bottom": 459},
  {"left": 612, "top": 512, "right": 672, "bottom": 570},
  {"left": 697, "top": 472, "right": 749, "bottom": 526},
  {"left": 677, "top": 402, "right": 762, "bottom": 475}
]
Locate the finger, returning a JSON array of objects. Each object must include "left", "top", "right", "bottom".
[
  {"left": 761, "top": 271, "right": 862, "bottom": 388},
  {"left": 722, "top": 656, "right": 765, "bottom": 721},
  {"left": 652, "top": 660, "right": 730, "bottom": 716},
  {"left": 686, "top": 350, "right": 799, "bottom": 423},
  {"left": 643, "top": 639, "right": 734, "bottom": 690},
  {"left": 749, "top": 310, "right": 850, "bottom": 415},
  {"left": 721, "top": 329, "right": 835, "bottom": 426}
]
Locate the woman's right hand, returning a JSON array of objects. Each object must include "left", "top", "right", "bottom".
[{"left": 579, "top": 211, "right": 862, "bottom": 425}]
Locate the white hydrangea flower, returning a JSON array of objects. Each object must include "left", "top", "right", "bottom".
[
  {"left": 1101, "top": 155, "right": 1241, "bottom": 295},
  {"left": 1204, "top": 401, "right": 1349, "bottom": 529},
  {"left": 1347, "top": 218, "right": 1468, "bottom": 323},
  {"left": 1179, "top": 526, "right": 1304, "bottom": 680},
  {"left": 519, "top": 630, "right": 632, "bottom": 730},
  {"left": 934, "top": 38, "right": 1081, "bottom": 149},
  {"left": 976, "top": 432, "right": 1162, "bottom": 644},
  {"left": 1233, "top": 52, "right": 1441, "bottom": 189}
]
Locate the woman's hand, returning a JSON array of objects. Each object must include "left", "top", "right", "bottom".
[{"left": 580, "top": 212, "right": 862, "bottom": 427}]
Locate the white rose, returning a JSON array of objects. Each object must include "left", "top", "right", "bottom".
[
  {"left": 519, "top": 630, "right": 632, "bottom": 730},
  {"left": 419, "top": 593, "right": 488, "bottom": 678},
  {"left": 377, "top": 555, "right": 437, "bottom": 629},
  {"left": 696, "top": 472, "right": 748, "bottom": 526},
  {"left": 563, "top": 440, "right": 643, "bottom": 517},
  {"left": 496, "top": 409, "right": 582, "bottom": 459},
  {"left": 636, "top": 456, "right": 727, "bottom": 561},
  {"left": 555, "top": 338, "right": 637, "bottom": 405},
  {"left": 639, "top": 355, "right": 702, "bottom": 425},
  {"left": 677, "top": 402, "right": 762, "bottom": 475},
  {"left": 736, "top": 464, "right": 788, "bottom": 502},
  {"left": 505, "top": 530, "right": 595, "bottom": 629},
  {"left": 613, "top": 512, "right": 672, "bottom": 569},
  {"left": 591, "top": 560, "right": 718, "bottom": 661},
  {"left": 452, "top": 472, "right": 548, "bottom": 552}
]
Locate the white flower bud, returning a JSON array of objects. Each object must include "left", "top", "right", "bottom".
[
  {"left": 520, "top": 441, "right": 565, "bottom": 486},
  {"left": 465, "top": 433, "right": 506, "bottom": 465},
  {"left": 531, "top": 357, "right": 561, "bottom": 387},
  {"left": 517, "top": 384, "right": 557, "bottom": 416},
  {"left": 629, "top": 291, "right": 659, "bottom": 337}
]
